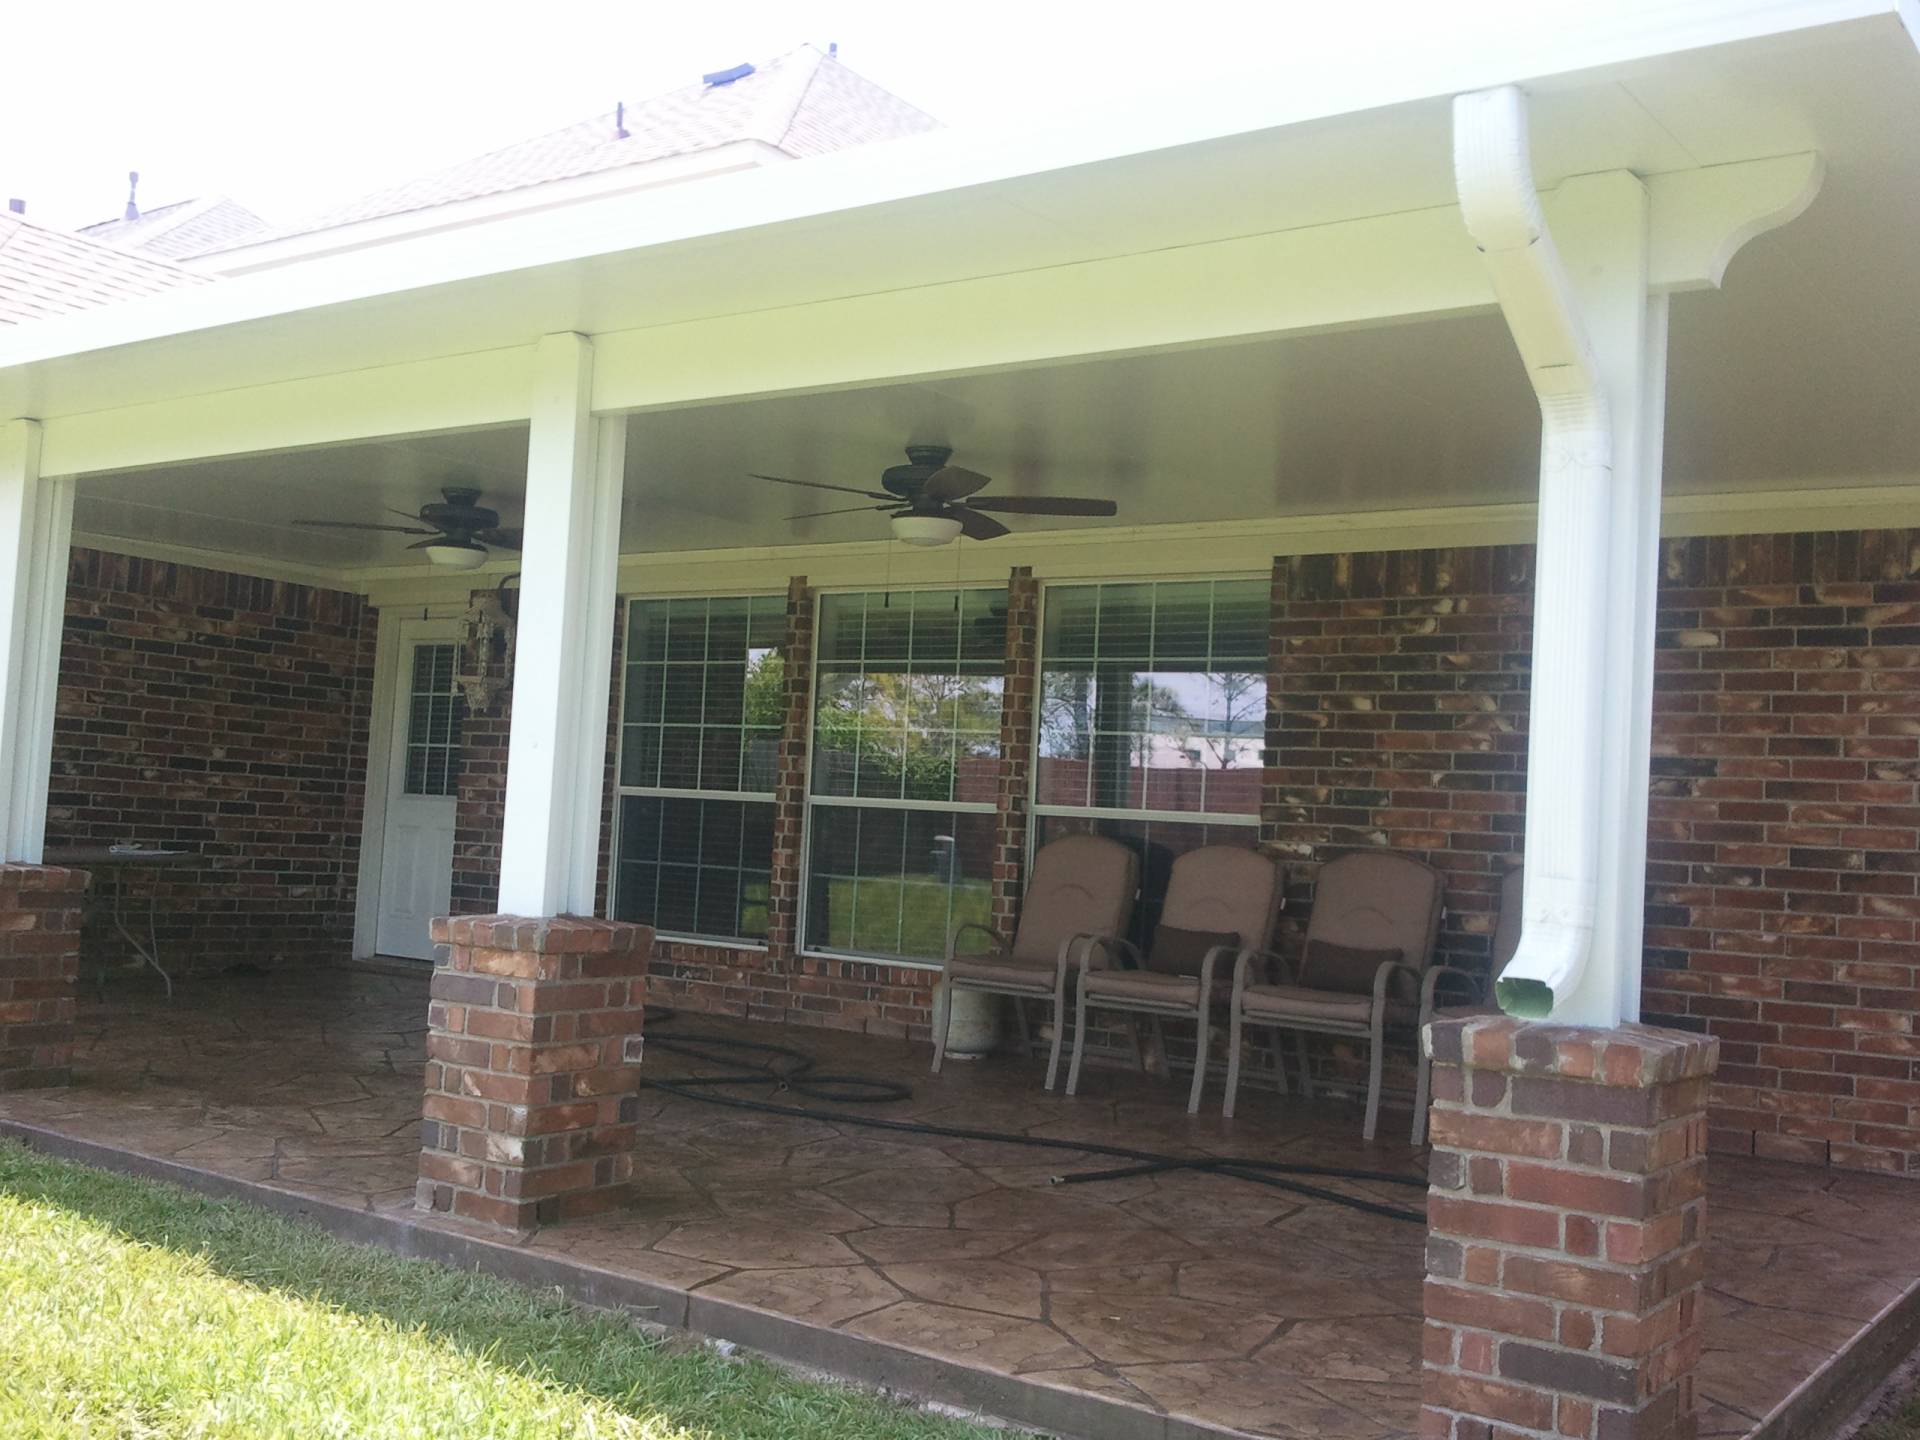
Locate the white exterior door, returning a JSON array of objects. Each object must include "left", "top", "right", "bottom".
[{"left": 375, "top": 620, "right": 463, "bottom": 960}]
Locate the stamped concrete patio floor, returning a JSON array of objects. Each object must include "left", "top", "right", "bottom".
[{"left": 0, "top": 968, "right": 1915, "bottom": 1440}]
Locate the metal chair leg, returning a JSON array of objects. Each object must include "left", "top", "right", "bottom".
[
  {"left": 1045, "top": 972, "right": 1069, "bottom": 1091},
  {"left": 1223, "top": 1003, "right": 1244, "bottom": 1119},
  {"left": 1411, "top": 1037, "right": 1434, "bottom": 1145},
  {"left": 1363, "top": 1013, "right": 1386, "bottom": 1143},
  {"left": 1011, "top": 994, "right": 1032, "bottom": 1057},
  {"left": 1187, "top": 1010, "right": 1211, "bottom": 1115},
  {"left": 1065, "top": 982, "right": 1092, "bottom": 1096}
]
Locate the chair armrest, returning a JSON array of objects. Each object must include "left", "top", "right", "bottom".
[
  {"left": 946, "top": 921, "right": 1007, "bottom": 969},
  {"left": 1231, "top": 946, "right": 1290, "bottom": 998},
  {"left": 1370, "top": 959, "right": 1425, "bottom": 1010},
  {"left": 1087, "top": 935, "right": 1142, "bottom": 972},
  {"left": 1050, "top": 932, "right": 1131, "bottom": 991},
  {"left": 1420, "top": 964, "right": 1485, "bottom": 1020}
]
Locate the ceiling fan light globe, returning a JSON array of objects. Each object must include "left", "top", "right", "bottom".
[
  {"left": 890, "top": 514, "right": 965, "bottom": 547},
  {"left": 423, "top": 541, "right": 488, "bottom": 571}
]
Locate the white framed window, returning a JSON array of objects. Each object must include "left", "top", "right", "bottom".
[
  {"left": 802, "top": 587, "right": 1007, "bottom": 965},
  {"left": 1030, "top": 577, "right": 1268, "bottom": 943},
  {"left": 611, "top": 594, "right": 786, "bottom": 943}
]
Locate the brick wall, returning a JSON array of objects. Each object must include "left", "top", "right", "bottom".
[
  {"left": 47, "top": 549, "right": 375, "bottom": 973},
  {"left": 1643, "top": 532, "right": 1920, "bottom": 1175},
  {"left": 440, "top": 532, "right": 1920, "bottom": 1175},
  {"left": 0, "top": 864, "right": 87, "bottom": 1090}
]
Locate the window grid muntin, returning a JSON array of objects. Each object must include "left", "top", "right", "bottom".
[
  {"left": 613, "top": 594, "right": 786, "bottom": 944},
  {"left": 803, "top": 587, "right": 1005, "bottom": 965},
  {"left": 403, "top": 643, "right": 464, "bottom": 797},
  {"left": 1033, "top": 577, "right": 1266, "bottom": 823},
  {"left": 1030, "top": 576, "right": 1267, "bottom": 948}
]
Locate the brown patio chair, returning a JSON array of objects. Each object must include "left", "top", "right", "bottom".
[
  {"left": 1222, "top": 850, "right": 1444, "bottom": 1141},
  {"left": 932, "top": 833, "right": 1138, "bottom": 1089},
  {"left": 1410, "top": 864, "right": 1523, "bottom": 1144},
  {"left": 1064, "top": 846, "right": 1286, "bottom": 1115}
]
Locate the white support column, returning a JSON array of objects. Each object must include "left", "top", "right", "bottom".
[
  {"left": 0, "top": 420, "right": 74, "bottom": 864},
  {"left": 1550, "top": 173, "right": 1668, "bottom": 1026},
  {"left": 497, "top": 335, "right": 626, "bottom": 916}
]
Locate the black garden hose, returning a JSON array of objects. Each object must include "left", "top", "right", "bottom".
[{"left": 639, "top": 1008, "right": 1428, "bottom": 1225}]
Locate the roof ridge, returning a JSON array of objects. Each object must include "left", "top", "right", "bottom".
[
  {"left": 765, "top": 45, "right": 832, "bottom": 151},
  {"left": 312, "top": 48, "right": 827, "bottom": 223}
]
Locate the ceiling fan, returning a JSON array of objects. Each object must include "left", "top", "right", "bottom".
[
  {"left": 751, "top": 445, "right": 1118, "bottom": 546},
  {"left": 293, "top": 486, "right": 521, "bottom": 571}
]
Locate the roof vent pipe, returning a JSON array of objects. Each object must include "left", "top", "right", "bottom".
[{"left": 1453, "top": 86, "right": 1611, "bottom": 1020}]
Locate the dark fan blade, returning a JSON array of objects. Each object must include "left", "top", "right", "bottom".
[
  {"left": 952, "top": 506, "right": 1012, "bottom": 541},
  {"left": 964, "top": 495, "right": 1118, "bottom": 517},
  {"left": 788, "top": 504, "right": 894, "bottom": 520},
  {"left": 475, "top": 527, "right": 522, "bottom": 549},
  {"left": 388, "top": 508, "right": 431, "bottom": 523},
  {"left": 750, "top": 472, "right": 893, "bottom": 501},
  {"left": 293, "top": 520, "right": 440, "bottom": 534},
  {"left": 923, "top": 465, "right": 992, "bottom": 502}
]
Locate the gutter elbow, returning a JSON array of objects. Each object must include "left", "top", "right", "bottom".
[{"left": 1495, "top": 911, "right": 1594, "bottom": 1020}]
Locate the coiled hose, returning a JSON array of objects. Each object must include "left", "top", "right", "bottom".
[{"left": 640, "top": 1009, "right": 1426, "bottom": 1225}]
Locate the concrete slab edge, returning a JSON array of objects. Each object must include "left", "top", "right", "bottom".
[
  {"left": 0, "top": 1117, "right": 1255, "bottom": 1440},
  {"left": 1745, "top": 1268, "right": 1920, "bottom": 1440}
]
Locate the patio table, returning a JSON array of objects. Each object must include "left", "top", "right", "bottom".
[{"left": 42, "top": 846, "right": 198, "bottom": 998}]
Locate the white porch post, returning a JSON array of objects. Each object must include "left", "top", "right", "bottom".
[
  {"left": 497, "top": 334, "right": 626, "bottom": 916},
  {"left": 0, "top": 419, "right": 74, "bottom": 864},
  {"left": 1455, "top": 89, "right": 1668, "bottom": 1027}
]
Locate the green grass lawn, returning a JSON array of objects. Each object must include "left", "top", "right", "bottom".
[
  {"left": 0, "top": 1141, "right": 1001, "bottom": 1440},
  {"left": 813, "top": 877, "right": 992, "bottom": 960}
]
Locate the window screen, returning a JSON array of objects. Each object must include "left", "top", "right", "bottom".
[
  {"left": 803, "top": 588, "right": 1006, "bottom": 962},
  {"left": 1032, "top": 578, "right": 1267, "bottom": 943},
  {"left": 613, "top": 595, "right": 786, "bottom": 942}
]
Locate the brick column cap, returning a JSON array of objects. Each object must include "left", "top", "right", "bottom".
[
  {"left": 0, "top": 863, "right": 91, "bottom": 893},
  {"left": 1427, "top": 1015, "right": 1718, "bottom": 1087},
  {"left": 432, "top": 914, "right": 654, "bottom": 954}
]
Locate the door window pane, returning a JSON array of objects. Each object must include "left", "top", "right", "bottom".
[{"left": 403, "top": 643, "right": 464, "bottom": 797}]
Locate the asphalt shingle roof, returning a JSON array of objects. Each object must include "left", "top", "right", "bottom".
[
  {"left": 0, "top": 211, "right": 207, "bottom": 325},
  {"left": 262, "top": 45, "right": 939, "bottom": 243},
  {"left": 79, "top": 196, "right": 273, "bottom": 260}
]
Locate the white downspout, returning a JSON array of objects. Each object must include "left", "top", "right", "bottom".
[{"left": 1453, "top": 86, "right": 1609, "bottom": 1020}]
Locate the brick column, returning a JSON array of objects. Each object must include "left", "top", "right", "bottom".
[
  {"left": 1423, "top": 1015, "right": 1717, "bottom": 1440},
  {"left": 764, "top": 576, "right": 813, "bottom": 969},
  {"left": 991, "top": 566, "right": 1040, "bottom": 935},
  {"left": 417, "top": 914, "right": 653, "bottom": 1228},
  {"left": 0, "top": 864, "right": 87, "bottom": 1090}
]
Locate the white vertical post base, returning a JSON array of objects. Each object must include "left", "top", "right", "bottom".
[
  {"left": 0, "top": 419, "right": 73, "bottom": 864},
  {"left": 497, "top": 335, "right": 626, "bottom": 917}
]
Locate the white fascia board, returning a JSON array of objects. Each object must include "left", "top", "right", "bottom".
[
  {"left": 0, "top": 0, "right": 1893, "bottom": 378},
  {"left": 39, "top": 345, "right": 533, "bottom": 478},
  {"left": 200, "top": 142, "right": 782, "bottom": 276}
]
